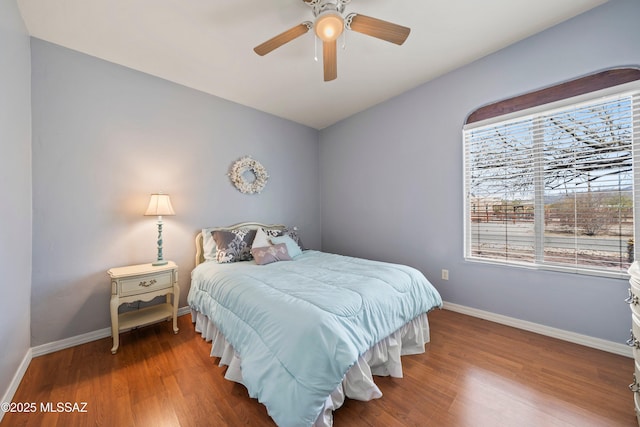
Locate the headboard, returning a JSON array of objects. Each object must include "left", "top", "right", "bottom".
[{"left": 195, "top": 222, "right": 286, "bottom": 266}]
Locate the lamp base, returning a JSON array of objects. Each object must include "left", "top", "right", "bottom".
[{"left": 152, "top": 260, "right": 168, "bottom": 266}]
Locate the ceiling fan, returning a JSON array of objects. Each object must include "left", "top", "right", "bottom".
[{"left": 254, "top": 0, "right": 410, "bottom": 82}]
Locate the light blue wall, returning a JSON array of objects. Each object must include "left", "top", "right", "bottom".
[
  {"left": 30, "top": 39, "right": 320, "bottom": 346},
  {"left": 0, "top": 0, "right": 32, "bottom": 403},
  {"left": 319, "top": 0, "right": 640, "bottom": 343}
]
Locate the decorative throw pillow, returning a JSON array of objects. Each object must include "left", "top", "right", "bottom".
[
  {"left": 254, "top": 227, "right": 286, "bottom": 245},
  {"left": 270, "top": 235, "right": 302, "bottom": 258},
  {"left": 252, "top": 227, "right": 273, "bottom": 249},
  {"left": 264, "top": 227, "right": 284, "bottom": 238},
  {"left": 283, "top": 226, "right": 304, "bottom": 250},
  {"left": 251, "top": 243, "right": 292, "bottom": 265},
  {"left": 212, "top": 228, "right": 257, "bottom": 263}
]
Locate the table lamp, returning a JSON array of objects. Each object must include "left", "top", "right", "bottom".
[{"left": 144, "top": 193, "right": 175, "bottom": 266}]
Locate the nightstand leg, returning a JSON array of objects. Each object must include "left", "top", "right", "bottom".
[
  {"left": 110, "top": 295, "right": 120, "bottom": 354},
  {"left": 172, "top": 283, "right": 180, "bottom": 334}
]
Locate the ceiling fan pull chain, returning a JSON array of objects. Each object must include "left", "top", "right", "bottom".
[
  {"left": 314, "top": 36, "right": 318, "bottom": 62},
  {"left": 341, "top": 29, "right": 347, "bottom": 50}
]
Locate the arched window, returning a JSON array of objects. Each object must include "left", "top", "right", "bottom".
[{"left": 463, "top": 68, "right": 640, "bottom": 277}]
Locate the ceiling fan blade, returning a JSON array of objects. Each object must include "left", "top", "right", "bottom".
[
  {"left": 347, "top": 13, "right": 410, "bottom": 45},
  {"left": 323, "top": 40, "right": 337, "bottom": 82},
  {"left": 254, "top": 23, "right": 311, "bottom": 56}
]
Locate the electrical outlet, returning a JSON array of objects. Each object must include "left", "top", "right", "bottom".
[{"left": 441, "top": 269, "right": 449, "bottom": 280}]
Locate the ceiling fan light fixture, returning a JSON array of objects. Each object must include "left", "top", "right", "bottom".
[
  {"left": 314, "top": 10, "right": 344, "bottom": 42},
  {"left": 254, "top": 1, "right": 411, "bottom": 81}
]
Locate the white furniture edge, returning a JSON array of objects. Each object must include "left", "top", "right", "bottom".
[{"left": 443, "top": 301, "right": 632, "bottom": 358}]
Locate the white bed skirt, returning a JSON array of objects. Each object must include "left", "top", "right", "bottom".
[{"left": 191, "top": 309, "right": 431, "bottom": 427}]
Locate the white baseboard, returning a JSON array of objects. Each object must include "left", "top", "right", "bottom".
[
  {"left": 31, "top": 306, "right": 192, "bottom": 358},
  {"left": 443, "top": 301, "right": 632, "bottom": 358},
  {"left": 31, "top": 327, "right": 112, "bottom": 358},
  {"left": 0, "top": 348, "right": 32, "bottom": 423}
]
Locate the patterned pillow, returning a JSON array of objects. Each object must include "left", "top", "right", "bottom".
[
  {"left": 212, "top": 228, "right": 257, "bottom": 263},
  {"left": 251, "top": 243, "right": 292, "bottom": 265},
  {"left": 264, "top": 227, "right": 284, "bottom": 238}
]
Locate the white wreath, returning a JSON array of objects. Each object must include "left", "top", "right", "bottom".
[{"left": 228, "top": 156, "right": 269, "bottom": 194}]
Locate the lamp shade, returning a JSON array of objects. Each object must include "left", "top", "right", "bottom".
[
  {"left": 314, "top": 10, "right": 344, "bottom": 42},
  {"left": 144, "top": 193, "right": 175, "bottom": 216}
]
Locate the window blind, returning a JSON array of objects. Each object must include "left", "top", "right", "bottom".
[{"left": 464, "top": 84, "right": 640, "bottom": 277}]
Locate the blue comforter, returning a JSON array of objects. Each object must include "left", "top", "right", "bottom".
[{"left": 188, "top": 250, "right": 442, "bottom": 426}]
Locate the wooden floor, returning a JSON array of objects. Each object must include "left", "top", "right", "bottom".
[{"left": 1, "top": 309, "right": 636, "bottom": 427}]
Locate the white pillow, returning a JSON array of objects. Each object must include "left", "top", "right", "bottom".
[
  {"left": 252, "top": 227, "right": 272, "bottom": 249},
  {"left": 202, "top": 228, "right": 217, "bottom": 261}
]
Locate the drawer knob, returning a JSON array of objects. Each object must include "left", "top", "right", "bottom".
[
  {"left": 627, "top": 329, "right": 640, "bottom": 349},
  {"left": 139, "top": 281, "right": 151, "bottom": 287},
  {"left": 625, "top": 288, "right": 638, "bottom": 305},
  {"left": 630, "top": 375, "right": 640, "bottom": 393}
]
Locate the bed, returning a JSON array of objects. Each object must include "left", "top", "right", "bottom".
[{"left": 187, "top": 222, "right": 442, "bottom": 427}]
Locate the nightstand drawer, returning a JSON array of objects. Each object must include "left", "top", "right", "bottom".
[{"left": 119, "top": 271, "right": 173, "bottom": 297}]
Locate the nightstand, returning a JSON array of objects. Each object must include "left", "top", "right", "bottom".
[{"left": 108, "top": 261, "right": 179, "bottom": 354}]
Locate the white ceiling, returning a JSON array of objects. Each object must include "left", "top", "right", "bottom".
[{"left": 17, "top": 0, "right": 608, "bottom": 129}]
